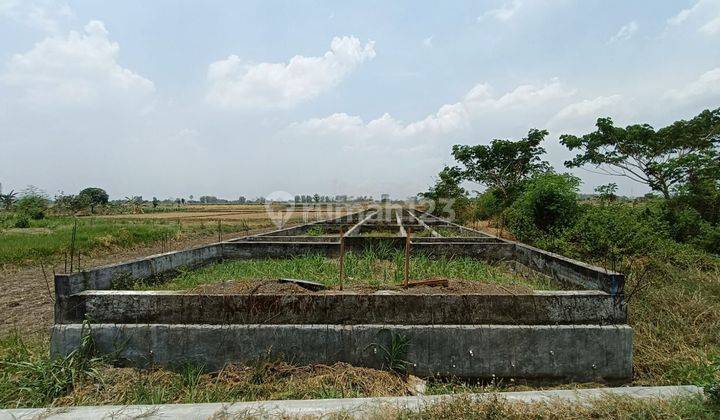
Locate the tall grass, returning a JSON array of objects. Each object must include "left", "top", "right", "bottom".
[{"left": 142, "top": 250, "right": 557, "bottom": 291}]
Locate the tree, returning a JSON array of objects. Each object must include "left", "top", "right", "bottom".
[
  {"left": 452, "top": 129, "right": 550, "bottom": 203},
  {"left": 152, "top": 197, "right": 159, "bottom": 208},
  {"left": 0, "top": 190, "right": 17, "bottom": 210},
  {"left": 560, "top": 108, "right": 720, "bottom": 199},
  {"left": 78, "top": 187, "right": 109, "bottom": 213},
  {"left": 594, "top": 183, "right": 618, "bottom": 202},
  {"left": 420, "top": 166, "right": 466, "bottom": 202},
  {"left": 420, "top": 166, "right": 468, "bottom": 218}
]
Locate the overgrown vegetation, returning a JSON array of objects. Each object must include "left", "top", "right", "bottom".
[
  {"left": 0, "top": 331, "right": 408, "bottom": 408},
  {"left": 420, "top": 106, "right": 720, "bottom": 388},
  {"left": 137, "top": 250, "right": 558, "bottom": 291}
]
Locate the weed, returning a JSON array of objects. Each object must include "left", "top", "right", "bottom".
[{"left": 370, "top": 330, "right": 412, "bottom": 375}]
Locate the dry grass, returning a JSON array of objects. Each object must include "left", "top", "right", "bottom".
[
  {"left": 53, "top": 362, "right": 410, "bottom": 407},
  {"left": 365, "top": 394, "right": 719, "bottom": 419}
]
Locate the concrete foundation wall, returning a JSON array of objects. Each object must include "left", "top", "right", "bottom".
[
  {"left": 55, "top": 244, "right": 223, "bottom": 298},
  {"left": 57, "top": 290, "right": 626, "bottom": 325},
  {"left": 511, "top": 243, "right": 624, "bottom": 295},
  {"left": 51, "top": 323, "right": 633, "bottom": 381}
]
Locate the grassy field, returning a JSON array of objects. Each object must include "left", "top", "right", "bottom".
[
  {"left": 0, "top": 203, "right": 359, "bottom": 267},
  {"left": 135, "top": 250, "right": 558, "bottom": 291},
  {"left": 0, "top": 215, "right": 261, "bottom": 267}
]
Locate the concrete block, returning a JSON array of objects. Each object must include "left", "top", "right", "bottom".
[{"left": 51, "top": 323, "right": 633, "bottom": 381}]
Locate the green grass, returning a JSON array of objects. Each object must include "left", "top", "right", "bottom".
[
  {"left": 435, "top": 227, "right": 481, "bottom": 238},
  {"left": 137, "top": 251, "right": 558, "bottom": 291},
  {"left": 0, "top": 214, "right": 258, "bottom": 266}
]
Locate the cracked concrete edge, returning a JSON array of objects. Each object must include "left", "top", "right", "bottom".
[{"left": 0, "top": 385, "right": 703, "bottom": 419}]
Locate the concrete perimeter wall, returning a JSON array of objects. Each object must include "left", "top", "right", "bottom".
[
  {"left": 51, "top": 323, "right": 633, "bottom": 381},
  {"left": 511, "top": 243, "right": 624, "bottom": 295},
  {"left": 55, "top": 244, "right": 223, "bottom": 298},
  {"left": 57, "top": 290, "right": 626, "bottom": 325}
]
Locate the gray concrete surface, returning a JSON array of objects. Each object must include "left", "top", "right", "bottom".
[
  {"left": 51, "top": 323, "right": 633, "bottom": 380},
  {"left": 0, "top": 385, "right": 702, "bottom": 419},
  {"left": 57, "top": 290, "right": 626, "bottom": 325}
]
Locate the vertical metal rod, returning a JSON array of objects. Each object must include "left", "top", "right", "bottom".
[
  {"left": 218, "top": 219, "right": 222, "bottom": 242},
  {"left": 69, "top": 218, "right": 77, "bottom": 273},
  {"left": 339, "top": 226, "right": 345, "bottom": 291},
  {"left": 404, "top": 227, "right": 412, "bottom": 288}
]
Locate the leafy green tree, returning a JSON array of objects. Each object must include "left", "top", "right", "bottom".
[
  {"left": 420, "top": 166, "right": 467, "bottom": 219},
  {"left": 420, "top": 166, "right": 466, "bottom": 202},
  {"left": 0, "top": 189, "right": 17, "bottom": 210},
  {"left": 152, "top": 197, "right": 159, "bottom": 208},
  {"left": 451, "top": 129, "right": 550, "bottom": 203},
  {"left": 560, "top": 108, "right": 720, "bottom": 199},
  {"left": 594, "top": 183, "right": 618, "bottom": 202},
  {"left": 78, "top": 187, "right": 109, "bottom": 213}
]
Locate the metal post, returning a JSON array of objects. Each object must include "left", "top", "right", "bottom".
[
  {"left": 404, "top": 227, "right": 411, "bottom": 288},
  {"left": 339, "top": 226, "right": 345, "bottom": 290}
]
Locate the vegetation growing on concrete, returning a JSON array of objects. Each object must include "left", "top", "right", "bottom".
[{"left": 137, "top": 250, "right": 558, "bottom": 291}]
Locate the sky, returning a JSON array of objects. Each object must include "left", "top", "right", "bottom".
[{"left": 0, "top": 0, "right": 719, "bottom": 201}]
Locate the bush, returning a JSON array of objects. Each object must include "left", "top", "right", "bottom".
[
  {"left": 14, "top": 194, "right": 49, "bottom": 220},
  {"left": 474, "top": 189, "right": 503, "bottom": 220},
  {"left": 505, "top": 173, "right": 580, "bottom": 242},
  {"left": 14, "top": 217, "right": 30, "bottom": 229},
  {"left": 559, "top": 203, "right": 663, "bottom": 264}
]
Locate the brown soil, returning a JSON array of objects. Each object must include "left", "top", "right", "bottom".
[
  {"left": 187, "top": 278, "right": 533, "bottom": 295},
  {"left": 0, "top": 226, "right": 282, "bottom": 336}
]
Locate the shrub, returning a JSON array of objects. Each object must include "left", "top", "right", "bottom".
[
  {"left": 14, "top": 217, "right": 30, "bottom": 229},
  {"left": 474, "top": 189, "right": 503, "bottom": 220},
  {"left": 505, "top": 172, "right": 580, "bottom": 242},
  {"left": 559, "top": 203, "right": 661, "bottom": 264},
  {"left": 14, "top": 192, "right": 49, "bottom": 220}
]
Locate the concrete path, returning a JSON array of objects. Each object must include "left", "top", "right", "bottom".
[{"left": 0, "top": 385, "right": 703, "bottom": 419}]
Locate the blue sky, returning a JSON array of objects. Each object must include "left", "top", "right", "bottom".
[{"left": 1, "top": 0, "right": 719, "bottom": 200}]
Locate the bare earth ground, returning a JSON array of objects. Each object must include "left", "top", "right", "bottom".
[{"left": 0, "top": 227, "right": 276, "bottom": 336}]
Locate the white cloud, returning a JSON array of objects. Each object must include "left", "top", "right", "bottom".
[
  {"left": 206, "top": 36, "right": 376, "bottom": 109},
  {"left": 666, "top": 0, "right": 720, "bottom": 36},
  {"left": 286, "top": 78, "right": 573, "bottom": 143},
  {"left": 477, "top": 0, "right": 522, "bottom": 22},
  {"left": 547, "top": 95, "right": 624, "bottom": 133},
  {"left": 663, "top": 67, "right": 720, "bottom": 103},
  {"left": 423, "top": 36, "right": 433, "bottom": 47},
  {"left": 667, "top": 1, "right": 702, "bottom": 26},
  {"left": 1, "top": 20, "right": 155, "bottom": 107},
  {"left": 0, "top": 0, "right": 72, "bottom": 32},
  {"left": 608, "top": 21, "right": 638, "bottom": 44},
  {"left": 700, "top": 14, "right": 720, "bottom": 34}
]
